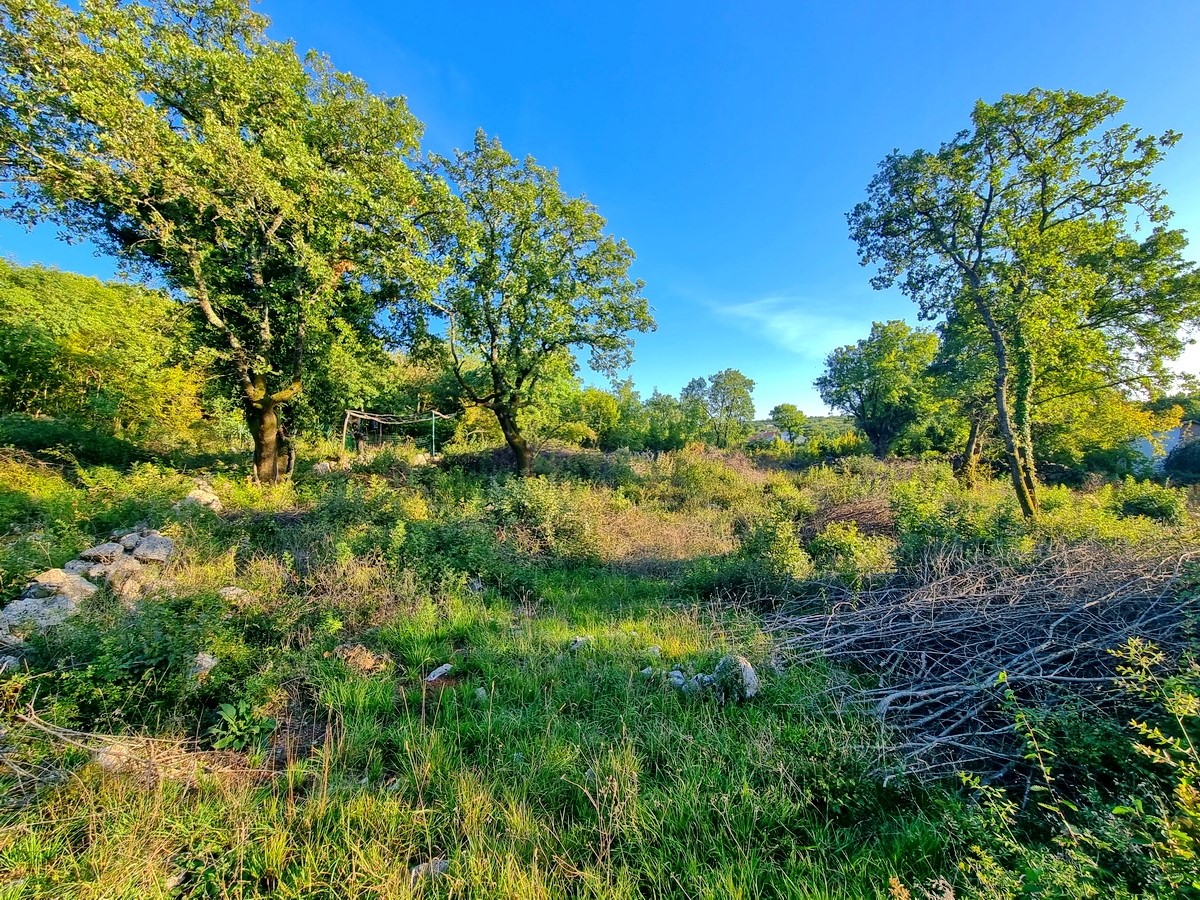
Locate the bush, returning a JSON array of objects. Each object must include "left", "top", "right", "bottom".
[
  {"left": 892, "top": 474, "right": 1028, "bottom": 566},
  {"left": 808, "top": 520, "right": 895, "bottom": 587},
  {"left": 687, "top": 516, "right": 813, "bottom": 598},
  {"left": 485, "top": 475, "right": 601, "bottom": 560},
  {"left": 0, "top": 413, "right": 143, "bottom": 467},
  {"left": 1110, "top": 477, "right": 1187, "bottom": 525}
]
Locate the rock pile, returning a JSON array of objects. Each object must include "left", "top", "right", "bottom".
[
  {"left": 0, "top": 528, "right": 177, "bottom": 648},
  {"left": 642, "top": 654, "right": 761, "bottom": 704}
]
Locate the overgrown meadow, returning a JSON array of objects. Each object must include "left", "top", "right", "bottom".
[{"left": 2, "top": 437, "right": 1198, "bottom": 899}]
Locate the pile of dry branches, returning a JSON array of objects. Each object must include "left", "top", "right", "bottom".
[
  {"left": 799, "top": 495, "right": 896, "bottom": 540},
  {"left": 768, "top": 544, "right": 1200, "bottom": 777}
]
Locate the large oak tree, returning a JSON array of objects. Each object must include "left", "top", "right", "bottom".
[
  {"left": 848, "top": 88, "right": 1200, "bottom": 516},
  {"left": 0, "top": 0, "right": 436, "bottom": 481}
]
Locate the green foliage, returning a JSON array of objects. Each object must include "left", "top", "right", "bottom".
[
  {"left": 0, "top": 260, "right": 206, "bottom": 448},
  {"left": 0, "top": 413, "right": 142, "bottom": 468},
  {"left": 0, "top": 0, "right": 436, "bottom": 480},
  {"left": 807, "top": 520, "right": 894, "bottom": 587},
  {"left": 1110, "top": 477, "right": 1188, "bottom": 525},
  {"left": 892, "top": 473, "right": 1028, "bottom": 565},
  {"left": 1114, "top": 640, "right": 1200, "bottom": 896},
  {"left": 849, "top": 87, "right": 1200, "bottom": 518},
  {"left": 208, "top": 700, "right": 277, "bottom": 752},
  {"left": 485, "top": 475, "right": 601, "bottom": 560},
  {"left": 815, "top": 320, "right": 940, "bottom": 458},
  {"left": 425, "top": 131, "right": 654, "bottom": 474},
  {"left": 681, "top": 369, "right": 756, "bottom": 449},
  {"left": 769, "top": 403, "right": 807, "bottom": 444}
]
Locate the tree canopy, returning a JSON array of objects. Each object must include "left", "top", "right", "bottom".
[
  {"left": 848, "top": 88, "right": 1200, "bottom": 515},
  {"left": 0, "top": 0, "right": 437, "bottom": 481},
  {"left": 681, "top": 369, "right": 756, "bottom": 449},
  {"left": 424, "top": 131, "right": 654, "bottom": 474},
  {"left": 815, "top": 320, "right": 938, "bottom": 458}
]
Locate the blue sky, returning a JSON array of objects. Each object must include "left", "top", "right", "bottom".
[{"left": 4, "top": 0, "right": 1200, "bottom": 415}]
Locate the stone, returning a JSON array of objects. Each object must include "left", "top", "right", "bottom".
[
  {"left": 567, "top": 636, "right": 589, "bottom": 652},
  {"left": 667, "top": 670, "right": 687, "bottom": 689},
  {"left": 409, "top": 858, "right": 449, "bottom": 883},
  {"left": 0, "top": 655, "right": 21, "bottom": 673},
  {"left": 647, "top": 645, "right": 662, "bottom": 657},
  {"left": 425, "top": 663, "right": 453, "bottom": 682},
  {"left": 312, "top": 461, "right": 333, "bottom": 476},
  {"left": 474, "top": 687, "right": 489, "bottom": 703},
  {"left": 79, "top": 542, "right": 125, "bottom": 562},
  {"left": 133, "top": 533, "right": 176, "bottom": 563},
  {"left": 0, "top": 593, "right": 80, "bottom": 635},
  {"left": 119, "top": 532, "right": 142, "bottom": 551},
  {"left": 713, "top": 654, "right": 760, "bottom": 702},
  {"left": 640, "top": 666, "right": 655, "bottom": 677},
  {"left": 22, "top": 569, "right": 97, "bottom": 603},
  {"left": 188, "top": 652, "right": 219, "bottom": 680},
  {"left": 104, "top": 554, "right": 144, "bottom": 586},
  {"left": 217, "top": 586, "right": 254, "bottom": 604},
  {"left": 175, "top": 483, "right": 222, "bottom": 513},
  {"left": 62, "top": 559, "right": 91, "bottom": 575}
]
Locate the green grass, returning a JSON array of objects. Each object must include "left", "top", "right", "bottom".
[{"left": 1, "top": 445, "right": 1196, "bottom": 898}]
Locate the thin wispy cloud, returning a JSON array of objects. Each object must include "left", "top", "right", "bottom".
[{"left": 712, "top": 295, "right": 870, "bottom": 361}]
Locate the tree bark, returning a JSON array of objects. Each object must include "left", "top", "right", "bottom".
[
  {"left": 974, "top": 295, "right": 1038, "bottom": 518},
  {"left": 955, "top": 415, "right": 985, "bottom": 488},
  {"left": 247, "top": 400, "right": 293, "bottom": 484},
  {"left": 494, "top": 405, "right": 533, "bottom": 476}
]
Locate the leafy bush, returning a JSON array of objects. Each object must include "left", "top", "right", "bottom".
[
  {"left": 485, "top": 476, "right": 601, "bottom": 560},
  {"left": 688, "top": 516, "right": 813, "bottom": 597},
  {"left": 808, "top": 520, "right": 895, "bottom": 587},
  {"left": 1109, "top": 477, "right": 1188, "bottom": 525},
  {"left": 892, "top": 474, "right": 1028, "bottom": 565},
  {"left": 0, "top": 413, "right": 143, "bottom": 467},
  {"left": 209, "top": 700, "right": 277, "bottom": 751}
]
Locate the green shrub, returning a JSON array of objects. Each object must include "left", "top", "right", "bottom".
[
  {"left": 688, "top": 516, "right": 813, "bottom": 597},
  {"left": 808, "top": 520, "right": 895, "bottom": 587},
  {"left": 1109, "top": 477, "right": 1187, "bottom": 525},
  {"left": 485, "top": 475, "right": 600, "bottom": 560},
  {"left": 0, "top": 413, "right": 143, "bottom": 467},
  {"left": 892, "top": 475, "right": 1028, "bottom": 566}
]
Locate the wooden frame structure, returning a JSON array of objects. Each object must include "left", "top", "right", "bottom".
[{"left": 340, "top": 409, "right": 454, "bottom": 454}]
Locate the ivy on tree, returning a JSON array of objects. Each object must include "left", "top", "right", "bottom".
[
  {"left": 848, "top": 88, "right": 1200, "bottom": 517},
  {"left": 425, "top": 131, "right": 654, "bottom": 475},
  {"left": 0, "top": 0, "right": 436, "bottom": 481}
]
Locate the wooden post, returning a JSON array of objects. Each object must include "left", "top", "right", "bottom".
[
  {"left": 341, "top": 410, "right": 351, "bottom": 453},
  {"left": 431, "top": 411, "right": 436, "bottom": 455}
]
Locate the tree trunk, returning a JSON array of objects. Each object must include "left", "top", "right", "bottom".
[
  {"left": 247, "top": 400, "right": 293, "bottom": 484},
  {"left": 974, "top": 294, "right": 1038, "bottom": 518},
  {"left": 955, "top": 415, "right": 985, "bottom": 488},
  {"left": 494, "top": 405, "right": 533, "bottom": 476},
  {"left": 1012, "top": 334, "right": 1039, "bottom": 508}
]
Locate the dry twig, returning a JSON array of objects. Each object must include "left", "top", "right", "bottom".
[{"left": 768, "top": 544, "right": 1200, "bottom": 777}]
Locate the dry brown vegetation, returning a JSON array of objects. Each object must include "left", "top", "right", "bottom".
[{"left": 768, "top": 543, "right": 1200, "bottom": 777}]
